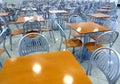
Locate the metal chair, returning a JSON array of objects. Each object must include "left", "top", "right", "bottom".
[
  {"left": 9, "top": 10, "right": 24, "bottom": 50},
  {"left": 0, "top": 28, "right": 11, "bottom": 67},
  {"left": 41, "top": 19, "right": 56, "bottom": 43},
  {"left": 84, "top": 31, "right": 119, "bottom": 52},
  {"left": 86, "top": 47, "right": 120, "bottom": 84},
  {"left": 18, "top": 33, "right": 50, "bottom": 56},
  {"left": 55, "top": 21, "right": 82, "bottom": 54},
  {"left": 23, "top": 20, "right": 41, "bottom": 35},
  {"left": 81, "top": 31, "right": 119, "bottom": 62}
]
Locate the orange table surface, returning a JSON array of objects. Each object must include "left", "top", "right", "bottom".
[
  {"left": 87, "top": 13, "right": 110, "bottom": 18},
  {"left": 0, "top": 50, "right": 92, "bottom": 84},
  {"left": 8, "top": 15, "right": 44, "bottom": 24},
  {"left": 68, "top": 21, "right": 110, "bottom": 34},
  {"left": 0, "top": 12, "right": 9, "bottom": 16}
]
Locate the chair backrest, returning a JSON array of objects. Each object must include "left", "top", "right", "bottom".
[
  {"left": 12, "top": 9, "right": 20, "bottom": 22},
  {"left": 55, "top": 21, "right": 67, "bottom": 49},
  {"left": 23, "top": 20, "right": 41, "bottom": 35},
  {"left": 0, "top": 17, "right": 11, "bottom": 36},
  {"left": 103, "top": 19, "right": 118, "bottom": 31},
  {"left": 0, "top": 28, "right": 7, "bottom": 44},
  {"left": 68, "top": 15, "right": 82, "bottom": 23},
  {"left": 95, "top": 31, "right": 119, "bottom": 48},
  {"left": 18, "top": 33, "right": 50, "bottom": 56},
  {"left": 89, "top": 47, "right": 120, "bottom": 84}
]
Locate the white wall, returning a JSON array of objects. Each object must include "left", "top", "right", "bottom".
[{"left": 0, "top": 0, "right": 2, "bottom": 3}]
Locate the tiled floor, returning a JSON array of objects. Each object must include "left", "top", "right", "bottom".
[{"left": 0, "top": 7, "right": 120, "bottom": 84}]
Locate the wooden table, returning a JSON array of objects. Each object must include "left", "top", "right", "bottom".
[
  {"left": 97, "top": 9, "right": 111, "bottom": 13},
  {"left": 0, "top": 12, "right": 9, "bottom": 16},
  {"left": 8, "top": 15, "right": 44, "bottom": 24},
  {"left": 68, "top": 21, "right": 110, "bottom": 34},
  {"left": 49, "top": 10, "right": 67, "bottom": 14},
  {"left": 21, "top": 8, "right": 37, "bottom": 11},
  {"left": 87, "top": 13, "right": 110, "bottom": 24},
  {"left": 68, "top": 22, "right": 110, "bottom": 44},
  {"left": 87, "top": 13, "right": 110, "bottom": 18},
  {"left": 101, "top": 6, "right": 111, "bottom": 9},
  {"left": 0, "top": 50, "right": 92, "bottom": 84}
]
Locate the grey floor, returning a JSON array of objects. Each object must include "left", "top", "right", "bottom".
[{"left": 0, "top": 8, "right": 120, "bottom": 84}]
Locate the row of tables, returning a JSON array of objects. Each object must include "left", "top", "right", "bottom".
[{"left": 0, "top": 3, "right": 112, "bottom": 84}]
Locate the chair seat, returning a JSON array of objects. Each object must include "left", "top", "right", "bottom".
[
  {"left": 72, "top": 32, "right": 84, "bottom": 38},
  {"left": 0, "top": 49, "right": 4, "bottom": 55},
  {"left": 84, "top": 42, "right": 103, "bottom": 52},
  {"left": 63, "top": 18, "right": 69, "bottom": 21},
  {"left": 11, "top": 29, "right": 24, "bottom": 35},
  {"left": 71, "top": 14, "right": 78, "bottom": 17},
  {"left": 25, "top": 30, "right": 40, "bottom": 34},
  {"left": 90, "top": 34, "right": 98, "bottom": 40},
  {"left": 62, "top": 13, "right": 69, "bottom": 16},
  {"left": 41, "top": 27, "right": 51, "bottom": 31},
  {"left": 63, "top": 38, "right": 82, "bottom": 48}
]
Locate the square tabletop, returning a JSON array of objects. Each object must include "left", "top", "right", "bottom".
[
  {"left": 87, "top": 13, "right": 110, "bottom": 18},
  {"left": 101, "top": 6, "right": 111, "bottom": 9},
  {"left": 0, "top": 12, "right": 9, "bottom": 16},
  {"left": 0, "top": 50, "right": 92, "bottom": 84},
  {"left": 97, "top": 9, "right": 111, "bottom": 12},
  {"left": 8, "top": 15, "right": 44, "bottom": 24},
  {"left": 49, "top": 10, "right": 67, "bottom": 14},
  {"left": 21, "top": 8, "right": 37, "bottom": 11},
  {"left": 68, "top": 22, "right": 110, "bottom": 34}
]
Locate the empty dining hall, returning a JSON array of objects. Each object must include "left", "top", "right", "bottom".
[{"left": 0, "top": 0, "right": 120, "bottom": 84}]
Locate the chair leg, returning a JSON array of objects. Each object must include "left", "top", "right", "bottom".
[
  {"left": 72, "top": 47, "right": 75, "bottom": 54},
  {"left": 10, "top": 35, "right": 13, "bottom": 51},
  {"left": 59, "top": 39, "right": 63, "bottom": 51},
  {"left": 80, "top": 46, "right": 84, "bottom": 63},
  {"left": 3, "top": 37, "right": 11, "bottom": 58},
  {"left": 0, "top": 62, "right": 2, "bottom": 68},
  {"left": 86, "top": 63, "right": 92, "bottom": 75},
  {"left": 68, "top": 28, "right": 72, "bottom": 39},
  {"left": 50, "top": 30, "right": 56, "bottom": 43},
  {"left": 15, "top": 24, "right": 20, "bottom": 29}
]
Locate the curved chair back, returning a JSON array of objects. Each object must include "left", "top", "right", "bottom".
[
  {"left": 0, "top": 28, "right": 11, "bottom": 58},
  {"left": 55, "top": 21, "right": 67, "bottom": 50},
  {"left": 23, "top": 20, "right": 41, "bottom": 35},
  {"left": 103, "top": 19, "right": 118, "bottom": 31},
  {"left": 0, "top": 28, "right": 6, "bottom": 44},
  {"left": 18, "top": 33, "right": 50, "bottom": 56},
  {"left": 95, "top": 31, "right": 119, "bottom": 48},
  {"left": 12, "top": 9, "right": 20, "bottom": 22},
  {"left": 87, "top": 47, "right": 120, "bottom": 84}
]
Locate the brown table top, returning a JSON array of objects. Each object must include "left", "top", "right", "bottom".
[
  {"left": 101, "top": 6, "right": 111, "bottom": 9},
  {"left": 8, "top": 15, "right": 44, "bottom": 24},
  {"left": 0, "top": 50, "right": 92, "bottom": 84},
  {"left": 97, "top": 9, "right": 111, "bottom": 12},
  {"left": 21, "top": 8, "right": 37, "bottom": 11},
  {"left": 49, "top": 10, "right": 67, "bottom": 14},
  {"left": 0, "top": 12, "right": 9, "bottom": 16},
  {"left": 87, "top": 13, "right": 110, "bottom": 18},
  {"left": 68, "top": 22, "right": 110, "bottom": 34}
]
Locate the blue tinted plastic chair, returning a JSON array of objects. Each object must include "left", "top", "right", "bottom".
[
  {"left": 0, "top": 28, "right": 11, "bottom": 58},
  {"left": 23, "top": 20, "right": 41, "bottom": 35},
  {"left": 84, "top": 31, "right": 119, "bottom": 52},
  {"left": 103, "top": 18, "right": 118, "bottom": 31},
  {"left": 55, "top": 21, "right": 82, "bottom": 54},
  {"left": 68, "top": 15, "right": 82, "bottom": 39},
  {"left": 82, "top": 31, "right": 119, "bottom": 62},
  {"left": 9, "top": 10, "right": 24, "bottom": 50},
  {"left": 87, "top": 47, "right": 120, "bottom": 84},
  {"left": 18, "top": 33, "right": 50, "bottom": 56}
]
